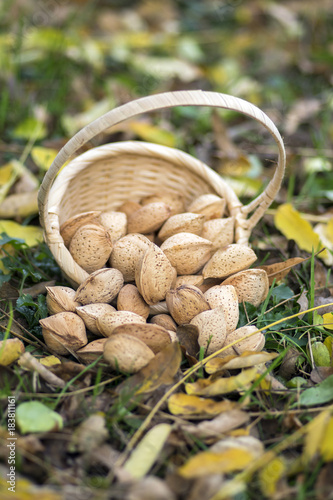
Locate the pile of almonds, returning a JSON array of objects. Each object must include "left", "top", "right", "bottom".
[{"left": 40, "top": 193, "right": 269, "bottom": 373}]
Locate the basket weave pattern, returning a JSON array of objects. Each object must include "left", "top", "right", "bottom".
[{"left": 38, "top": 90, "right": 286, "bottom": 287}]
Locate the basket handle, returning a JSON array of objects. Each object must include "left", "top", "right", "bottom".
[{"left": 38, "top": 90, "right": 286, "bottom": 234}]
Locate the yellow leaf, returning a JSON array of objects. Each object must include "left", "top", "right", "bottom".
[
  {"left": 258, "top": 457, "right": 286, "bottom": 497},
  {"left": 124, "top": 423, "right": 171, "bottom": 479},
  {"left": 320, "top": 416, "right": 333, "bottom": 461},
  {"left": 274, "top": 204, "right": 329, "bottom": 262},
  {"left": 168, "top": 393, "right": 236, "bottom": 416},
  {"left": 205, "top": 351, "right": 278, "bottom": 374},
  {"left": 39, "top": 355, "right": 61, "bottom": 367},
  {"left": 185, "top": 367, "right": 258, "bottom": 397},
  {"left": 0, "top": 220, "right": 43, "bottom": 247},
  {"left": 13, "top": 116, "right": 47, "bottom": 141},
  {"left": 0, "top": 338, "right": 25, "bottom": 366},
  {"left": 323, "top": 335, "right": 333, "bottom": 356},
  {"left": 129, "top": 121, "right": 176, "bottom": 148},
  {"left": 178, "top": 447, "right": 253, "bottom": 478},
  {"left": 0, "top": 190, "right": 38, "bottom": 219},
  {"left": 31, "top": 146, "right": 58, "bottom": 171},
  {"left": 303, "top": 409, "right": 331, "bottom": 464},
  {"left": 0, "top": 160, "right": 23, "bottom": 203},
  {"left": 322, "top": 313, "right": 333, "bottom": 331}
]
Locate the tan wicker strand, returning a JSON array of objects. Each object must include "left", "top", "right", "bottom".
[{"left": 38, "top": 90, "right": 286, "bottom": 286}]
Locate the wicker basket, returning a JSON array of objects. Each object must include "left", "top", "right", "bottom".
[{"left": 38, "top": 90, "right": 286, "bottom": 287}]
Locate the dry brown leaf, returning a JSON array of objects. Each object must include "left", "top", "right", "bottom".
[
  {"left": 258, "top": 257, "right": 304, "bottom": 285},
  {"left": 181, "top": 409, "right": 250, "bottom": 440}
]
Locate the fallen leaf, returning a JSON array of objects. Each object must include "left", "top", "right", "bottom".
[
  {"left": 181, "top": 409, "right": 249, "bottom": 440},
  {"left": 31, "top": 146, "right": 58, "bottom": 171},
  {"left": 205, "top": 351, "right": 278, "bottom": 375},
  {"left": 0, "top": 190, "right": 39, "bottom": 219},
  {"left": 129, "top": 121, "right": 176, "bottom": 148},
  {"left": 13, "top": 116, "right": 47, "bottom": 140},
  {"left": 258, "top": 257, "right": 305, "bottom": 285},
  {"left": 0, "top": 220, "right": 43, "bottom": 247},
  {"left": 274, "top": 204, "right": 330, "bottom": 264},
  {"left": 0, "top": 338, "right": 25, "bottom": 366},
  {"left": 296, "top": 289, "right": 309, "bottom": 319},
  {"left": 0, "top": 160, "right": 22, "bottom": 204},
  {"left": 123, "top": 341, "right": 182, "bottom": 395},
  {"left": 123, "top": 423, "right": 171, "bottom": 479},
  {"left": 178, "top": 447, "right": 253, "bottom": 478},
  {"left": 314, "top": 221, "right": 333, "bottom": 266},
  {"left": 303, "top": 410, "right": 331, "bottom": 463},
  {"left": 320, "top": 416, "right": 333, "bottom": 462},
  {"left": 211, "top": 435, "right": 264, "bottom": 459},
  {"left": 258, "top": 456, "right": 287, "bottom": 497},
  {"left": 299, "top": 374, "right": 333, "bottom": 406},
  {"left": 185, "top": 367, "right": 258, "bottom": 396},
  {"left": 322, "top": 312, "right": 333, "bottom": 330},
  {"left": 168, "top": 393, "right": 236, "bottom": 417},
  {"left": 16, "top": 401, "right": 63, "bottom": 434},
  {"left": 39, "top": 355, "right": 61, "bottom": 367},
  {"left": 315, "top": 462, "right": 333, "bottom": 500},
  {"left": 310, "top": 366, "right": 333, "bottom": 384}
]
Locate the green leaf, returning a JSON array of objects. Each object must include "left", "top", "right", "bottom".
[
  {"left": 299, "top": 374, "right": 333, "bottom": 406},
  {"left": 16, "top": 401, "right": 63, "bottom": 434}
]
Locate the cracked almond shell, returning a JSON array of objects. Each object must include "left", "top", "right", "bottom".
[
  {"left": 103, "top": 333, "right": 155, "bottom": 373},
  {"left": 69, "top": 223, "right": 113, "bottom": 273},
  {"left": 74, "top": 268, "right": 124, "bottom": 305},
  {"left": 222, "top": 269, "right": 269, "bottom": 307},
  {"left": 135, "top": 244, "right": 177, "bottom": 305},
  {"left": 166, "top": 285, "right": 210, "bottom": 325},
  {"left": 110, "top": 233, "right": 151, "bottom": 282},
  {"left": 40, "top": 312, "right": 87, "bottom": 355},
  {"left": 190, "top": 306, "right": 227, "bottom": 355},
  {"left": 160, "top": 232, "right": 213, "bottom": 275},
  {"left": 202, "top": 243, "right": 257, "bottom": 279}
]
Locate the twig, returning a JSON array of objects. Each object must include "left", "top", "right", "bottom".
[{"left": 19, "top": 352, "right": 66, "bottom": 389}]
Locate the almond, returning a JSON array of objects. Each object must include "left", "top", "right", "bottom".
[
  {"left": 117, "top": 284, "right": 150, "bottom": 319},
  {"left": 158, "top": 212, "right": 205, "bottom": 242},
  {"left": 141, "top": 193, "right": 185, "bottom": 216},
  {"left": 127, "top": 202, "right": 171, "bottom": 234},
  {"left": 187, "top": 194, "right": 225, "bottom": 220},
  {"left": 118, "top": 200, "right": 141, "bottom": 217},
  {"left": 103, "top": 333, "right": 155, "bottom": 373},
  {"left": 201, "top": 217, "right": 234, "bottom": 250},
  {"left": 99, "top": 211, "right": 127, "bottom": 243},
  {"left": 175, "top": 274, "right": 204, "bottom": 289},
  {"left": 219, "top": 325, "right": 265, "bottom": 358},
  {"left": 69, "top": 223, "right": 112, "bottom": 273},
  {"left": 166, "top": 285, "right": 210, "bottom": 325},
  {"left": 40, "top": 312, "right": 87, "bottom": 355},
  {"left": 110, "top": 233, "right": 151, "bottom": 282},
  {"left": 112, "top": 323, "right": 171, "bottom": 354},
  {"left": 76, "top": 338, "right": 108, "bottom": 364},
  {"left": 160, "top": 232, "right": 213, "bottom": 275},
  {"left": 190, "top": 306, "right": 227, "bottom": 355},
  {"left": 74, "top": 268, "right": 124, "bottom": 304},
  {"left": 222, "top": 269, "right": 269, "bottom": 307},
  {"left": 76, "top": 303, "right": 116, "bottom": 334},
  {"left": 202, "top": 244, "right": 257, "bottom": 279},
  {"left": 60, "top": 211, "right": 101, "bottom": 247},
  {"left": 150, "top": 314, "right": 177, "bottom": 332},
  {"left": 97, "top": 311, "right": 146, "bottom": 337},
  {"left": 204, "top": 285, "right": 239, "bottom": 333},
  {"left": 46, "top": 286, "right": 80, "bottom": 315},
  {"left": 135, "top": 244, "right": 177, "bottom": 305}
]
